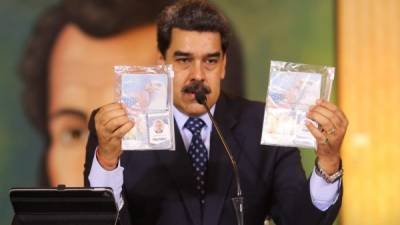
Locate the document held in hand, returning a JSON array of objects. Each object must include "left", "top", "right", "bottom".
[
  {"left": 114, "top": 65, "right": 175, "bottom": 151},
  {"left": 261, "top": 61, "right": 335, "bottom": 149}
]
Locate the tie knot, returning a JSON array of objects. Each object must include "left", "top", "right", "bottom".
[{"left": 184, "top": 117, "right": 206, "bottom": 135}]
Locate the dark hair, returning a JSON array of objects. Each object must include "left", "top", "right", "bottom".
[{"left": 157, "top": 0, "right": 230, "bottom": 56}]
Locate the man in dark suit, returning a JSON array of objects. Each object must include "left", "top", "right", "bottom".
[{"left": 84, "top": 1, "right": 348, "bottom": 225}]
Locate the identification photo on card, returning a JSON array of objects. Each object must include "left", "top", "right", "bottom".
[{"left": 147, "top": 112, "right": 172, "bottom": 149}]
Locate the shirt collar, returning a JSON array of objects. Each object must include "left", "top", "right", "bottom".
[{"left": 173, "top": 104, "right": 216, "bottom": 131}]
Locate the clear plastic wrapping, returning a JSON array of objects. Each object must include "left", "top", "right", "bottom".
[
  {"left": 114, "top": 65, "right": 175, "bottom": 150},
  {"left": 260, "top": 60, "right": 335, "bottom": 149}
]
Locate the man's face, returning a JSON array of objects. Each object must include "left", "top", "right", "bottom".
[
  {"left": 47, "top": 24, "right": 158, "bottom": 186},
  {"left": 154, "top": 120, "right": 164, "bottom": 133},
  {"left": 160, "top": 28, "right": 226, "bottom": 116}
]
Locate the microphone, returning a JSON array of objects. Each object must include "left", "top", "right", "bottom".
[
  {"left": 194, "top": 91, "right": 207, "bottom": 106},
  {"left": 194, "top": 90, "right": 244, "bottom": 225}
]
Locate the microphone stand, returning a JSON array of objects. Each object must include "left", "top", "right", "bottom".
[{"left": 195, "top": 92, "right": 244, "bottom": 225}]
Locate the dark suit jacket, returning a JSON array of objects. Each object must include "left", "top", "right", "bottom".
[{"left": 84, "top": 94, "right": 342, "bottom": 225}]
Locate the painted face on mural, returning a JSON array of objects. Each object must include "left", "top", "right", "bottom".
[{"left": 47, "top": 24, "right": 159, "bottom": 186}]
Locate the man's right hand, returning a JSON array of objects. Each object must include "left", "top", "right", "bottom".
[{"left": 94, "top": 103, "right": 134, "bottom": 170}]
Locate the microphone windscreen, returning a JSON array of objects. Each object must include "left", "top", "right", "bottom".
[{"left": 195, "top": 91, "right": 207, "bottom": 104}]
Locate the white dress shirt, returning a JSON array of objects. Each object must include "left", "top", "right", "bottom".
[{"left": 89, "top": 105, "right": 341, "bottom": 211}]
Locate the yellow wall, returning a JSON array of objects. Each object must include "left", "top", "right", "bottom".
[{"left": 337, "top": 0, "right": 400, "bottom": 224}]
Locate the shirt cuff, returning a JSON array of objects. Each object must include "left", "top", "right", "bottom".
[
  {"left": 88, "top": 147, "right": 124, "bottom": 209},
  {"left": 309, "top": 167, "right": 341, "bottom": 211}
]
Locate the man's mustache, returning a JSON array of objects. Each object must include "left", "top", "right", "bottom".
[{"left": 181, "top": 80, "right": 211, "bottom": 95}]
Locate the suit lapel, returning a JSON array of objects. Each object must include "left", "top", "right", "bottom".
[
  {"left": 203, "top": 95, "right": 243, "bottom": 225},
  {"left": 156, "top": 121, "right": 202, "bottom": 225}
]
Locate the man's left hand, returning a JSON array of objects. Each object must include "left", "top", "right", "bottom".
[{"left": 306, "top": 99, "right": 348, "bottom": 175}]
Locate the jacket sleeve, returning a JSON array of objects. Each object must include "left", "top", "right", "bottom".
[
  {"left": 269, "top": 147, "right": 342, "bottom": 225},
  {"left": 83, "top": 108, "right": 100, "bottom": 187},
  {"left": 83, "top": 108, "right": 133, "bottom": 225}
]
